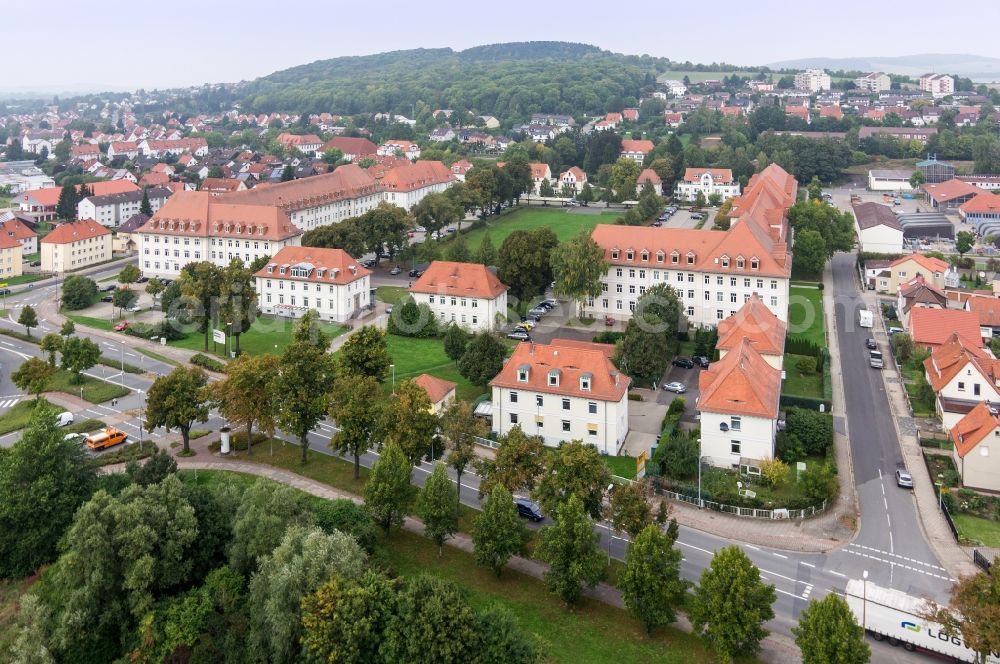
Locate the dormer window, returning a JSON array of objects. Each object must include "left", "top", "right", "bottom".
[
  {"left": 670, "top": 251, "right": 679, "bottom": 264},
  {"left": 279, "top": 266, "right": 286, "bottom": 275},
  {"left": 686, "top": 252, "right": 695, "bottom": 265},
  {"left": 736, "top": 257, "right": 745, "bottom": 270},
  {"left": 580, "top": 373, "right": 592, "bottom": 391},
  {"left": 267, "top": 265, "right": 274, "bottom": 274},
  {"left": 626, "top": 250, "right": 634, "bottom": 261},
  {"left": 640, "top": 251, "right": 649, "bottom": 262},
  {"left": 751, "top": 258, "right": 759, "bottom": 270},
  {"left": 611, "top": 249, "right": 619, "bottom": 260},
  {"left": 517, "top": 364, "right": 530, "bottom": 383},
  {"left": 656, "top": 251, "right": 665, "bottom": 263},
  {"left": 721, "top": 256, "right": 730, "bottom": 268},
  {"left": 548, "top": 368, "right": 560, "bottom": 387}
]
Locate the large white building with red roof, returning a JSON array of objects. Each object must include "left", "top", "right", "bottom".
[
  {"left": 255, "top": 246, "right": 370, "bottom": 323},
  {"left": 583, "top": 164, "right": 796, "bottom": 328},
  {"left": 375, "top": 160, "right": 455, "bottom": 210},
  {"left": 489, "top": 339, "right": 629, "bottom": 450},
  {"left": 675, "top": 167, "right": 740, "bottom": 202},
  {"left": 409, "top": 261, "right": 508, "bottom": 332},
  {"left": 137, "top": 191, "right": 302, "bottom": 279}
]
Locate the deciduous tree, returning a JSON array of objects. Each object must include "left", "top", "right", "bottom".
[
  {"left": 382, "top": 378, "right": 438, "bottom": 465},
  {"left": 179, "top": 261, "right": 224, "bottom": 351},
  {"left": 301, "top": 570, "right": 399, "bottom": 664},
  {"left": 440, "top": 399, "right": 485, "bottom": 512},
  {"left": 793, "top": 593, "right": 870, "bottom": 664},
  {"left": 476, "top": 231, "right": 497, "bottom": 266},
  {"left": 472, "top": 484, "right": 528, "bottom": 577},
  {"left": 608, "top": 479, "right": 653, "bottom": 538},
  {"left": 619, "top": 524, "right": 687, "bottom": 635},
  {"left": 206, "top": 353, "right": 280, "bottom": 454},
  {"left": 144, "top": 366, "right": 210, "bottom": 454},
  {"left": 417, "top": 463, "right": 458, "bottom": 555},
  {"left": 12, "top": 357, "right": 55, "bottom": 399},
  {"left": 61, "top": 275, "right": 97, "bottom": 310},
  {"left": 550, "top": 229, "right": 608, "bottom": 312},
  {"left": 39, "top": 333, "right": 63, "bottom": 366},
  {"left": 60, "top": 336, "right": 101, "bottom": 384},
  {"left": 458, "top": 331, "right": 507, "bottom": 386},
  {"left": 443, "top": 322, "right": 470, "bottom": 361},
  {"left": 330, "top": 373, "right": 385, "bottom": 478},
  {"left": 274, "top": 341, "right": 337, "bottom": 463},
  {"left": 497, "top": 227, "right": 558, "bottom": 301},
  {"left": 364, "top": 443, "right": 415, "bottom": 535},
  {"left": 339, "top": 324, "right": 390, "bottom": 381},
  {"left": 477, "top": 425, "right": 545, "bottom": 497},
  {"left": 536, "top": 494, "right": 605, "bottom": 606},
  {"left": 533, "top": 439, "right": 612, "bottom": 519},
  {"left": 18, "top": 305, "right": 38, "bottom": 336},
  {"left": 793, "top": 228, "right": 828, "bottom": 277},
  {"left": 227, "top": 480, "right": 315, "bottom": 576},
  {"left": 292, "top": 308, "right": 331, "bottom": 348},
  {"left": 380, "top": 575, "right": 480, "bottom": 663},
  {"left": 219, "top": 258, "right": 257, "bottom": 355},
  {"left": 118, "top": 264, "right": 141, "bottom": 286}
]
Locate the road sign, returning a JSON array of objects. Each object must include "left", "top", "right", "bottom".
[{"left": 212, "top": 329, "right": 226, "bottom": 344}]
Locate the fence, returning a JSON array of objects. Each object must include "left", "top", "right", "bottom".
[
  {"left": 974, "top": 549, "right": 994, "bottom": 572},
  {"left": 474, "top": 435, "right": 500, "bottom": 450}
]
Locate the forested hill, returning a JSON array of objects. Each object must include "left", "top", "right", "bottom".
[{"left": 239, "top": 41, "right": 667, "bottom": 121}]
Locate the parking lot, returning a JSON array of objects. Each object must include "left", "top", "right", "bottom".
[{"left": 656, "top": 205, "right": 716, "bottom": 230}]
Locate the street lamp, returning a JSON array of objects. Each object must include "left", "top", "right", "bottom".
[
  {"left": 390, "top": 363, "right": 396, "bottom": 395},
  {"left": 862, "top": 570, "right": 869, "bottom": 630},
  {"left": 937, "top": 473, "right": 945, "bottom": 512},
  {"left": 605, "top": 483, "right": 615, "bottom": 564}
]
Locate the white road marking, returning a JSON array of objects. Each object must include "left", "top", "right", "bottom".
[
  {"left": 773, "top": 552, "right": 789, "bottom": 559},
  {"left": 830, "top": 570, "right": 847, "bottom": 578},
  {"left": 0, "top": 398, "right": 19, "bottom": 409},
  {"left": 801, "top": 561, "right": 816, "bottom": 569},
  {"left": 848, "top": 544, "right": 947, "bottom": 571},
  {"left": 844, "top": 548, "right": 956, "bottom": 581},
  {"left": 745, "top": 544, "right": 761, "bottom": 551}
]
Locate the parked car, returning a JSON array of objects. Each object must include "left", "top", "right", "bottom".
[
  {"left": 516, "top": 320, "right": 535, "bottom": 330},
  {"left": 870, "top": 350, "right": 884, "bottom": 369},
  {"left": 662, "top": 381, "right": 687, "bottom": 394},
  {"left": 672, "top": 357, "right": 695, "bottom": 369},
  {"left": 527, "top": 307, "right": 547, "bottom": 317},
  {"left": 385, "top": 304, "right": 394, "bottom": 314},
  {"left": 0, "top": 288, "right": 10, "bottom": 295},
  {"left": 895, "top": 467, "right": 913, "bottom": 489},
  {"left": 690, "top": 213, "right": 704, "bottom": 221},
  {"left": 651, "top": 221, "right": 662, "bottom": 227},
  {"left": 29, "top": 261, "right": 40, "bottom": 267},
  {"left": 57, "top": 411, "right": 74, "bottom": 427},
  {"left": 865, "top": 338, "right": 877, "bottom": 350},
  {"left": 447, "top": 228, "right": 457, "bottom": 234},
  {"left": 389, "top": 266, "right": 401, "bottom": 275},
  {"left": 101, "top": 295, "right": 114, "bottom": 303},
  {"left": 137, "top": 276, "right": 149, "bottom": 283},
  {"left": 414, "top": 226, "right": 427, "bottom": 233},
  {"left": 693, "top": 356, "right": 710, "bottom": 368},
  {"left": 604, "top": 315, "right": 615, "bottom": 327},
  {"left": 514, "top": 498, "right": 544, "bottom": 522},
  {"left": 888, "top": 327, "right": 905, "bottom": 336},
  {"left": 101, "top": 284, "right": 117, "bottom": 292},
  {"left": 408, "top": 269, "right": 422, "bottom": 278},
  {"left": 114, "top": 321, "right": 129, "bottom": 332},
  {"left": 507, "top": 329, "right": 531, "bottom": 341},
  {"left": 126, "top": 305, "right": 142, "bottom": 313}
]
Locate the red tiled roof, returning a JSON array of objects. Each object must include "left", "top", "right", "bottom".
[
  {"left": 621, "top": 139, "right": 655, "bottom": 154},
  {"left": 377, "top": 161, "right": 454, "bottom": 193},
  {"left": 17, "top": 180, "right": 138, "bottom": 208},
  {"left": 549, "top": 338, "right": 615, "bottom": 360},
  {"left": 410, "top": 261, "right": 507, "bottom": 299},
  {"left": 683, "top": 167, "right": 734, "bottom": 184},
  {"left": 0, "top": 233, "right": 19, "bottom": 250},
  {"left": 490, "top": 342, "right": 629, "bottom": 402},
  {"left": 922, "top": 179, "right": 979, "bottom": 204},
  {"left": 637, "top": 169, "right": 662, "bottom": 185},
  {"left": 890, "top": 253, "right": 949, "bottom": 274},
  {"left": 530, "top": 163, "right": 551, "bottom": 179},
  {"left": 698, "top": 337, "right": 781, "bottom": 419},
  {"left": 0, "top": 217, "right": 36, "bottom": 241},
  {"left": 716, "top": 294, "right": 786, "bottom": 356},
  {"left": 923, "top": 331, "right": 995, "bottom": 391},
  {"left": 961, "top": 191, "right": 1000, "bottom": 215},
  {"left": 413, "top": 374, "right": 456, "bottom": 404},
  {"left": 200, "top": 177, "right": 243, "bottom": 193},
  {"left": 968, "top": 296, "right": 1000, "bottom": 327},
  {"left": 951, "top": 401, "right": 1000, "bottom": 458},
  {"left": 144, "top": 191, "right": 301, "bottom": 242},
  {"left": 224, "top": 163, "right": 380, "bottom": 212},
  {"left": 41, "top": 220, "right": 111, "bottom": 245},
  {"left": 255, "top": 246, "right": 368, "bottom": 285},
  {"left": 909, "top": 308, "right": 983, "bottom": 348}
]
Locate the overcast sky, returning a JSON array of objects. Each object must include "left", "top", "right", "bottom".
[{"left": 7, "top": 0, "right": 1000, "bottom": 93}]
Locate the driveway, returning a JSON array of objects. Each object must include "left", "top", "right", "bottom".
[{"left": 657, "top": 362, "right": 701, "bottom": 422}]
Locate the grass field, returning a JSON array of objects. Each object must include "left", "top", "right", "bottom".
[
  {"left": 169, "top": 319, "right": 346, "bottom": 358},
  {"left": 449, "top": 207, "right": 621, "bottom": 254},
  {"left": 787, "top": 283, "right": 825, "bottom": 346},
  {"left": 4, "top": 274, "right": 47, "bottom": 286},
  {"left": 134, "top": 347, "right": 180, "bottom": 367},
  {"left": 0, "top": 399, "right": 52, "bottom": 434},
  {"left": 383, "top": 335, "right": 485, "bottom": 402},
  {"left": 782, "top": 354, "right": 824, "bottom": 399},
  {"left": 62, "top": 312, "right": 115, "bottom": 332},
  {"left": 953, "top": 512, "right": 1000, "bottom": 548},
  {"left": 605, "top": 455, "right": 638, "bottom": 480},
  {"left": 376, "top": 286, "right": 409, "bottom": 306},
  {"left": 49, "top": 369, "right": 129, "bottom": 403}
]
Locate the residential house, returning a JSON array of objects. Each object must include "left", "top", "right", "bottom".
[
  {"left": 320, "top": 137, "right": 377, "bottom": 161},
  {"left": 925, "top": 333, "right": 1000, "bottom": 431},
  {"left": 428, "top": 127, "right": 456, "bottom": 142},
  {"left": 77, "top": 186, "right": 172, "bottom": 227},
  {"left": 479, "top": 116, "right": 500, "bottom": 129},
  {"left": 413, "top": 374, "right": 457, "bottom": 414},
  {"left": 794, "top": 69, "right": 831, "bottom": 92},
  {"left": 377, "top": 140, "right": 420, "bottom": 160},
  {"left": 70, "top": 144, "right": 101, "bottom": 162},
  {"left": 21, "top": 129, "right": 63, "bottom": 156},
  {"left": 877, "top": 253, "right": 949, "bottom": 294},
  {"left": 276, "top": 133, "right": 323, "bottom": 155},
  {"left": 15, "top": 180, "right": 139, "bottom": 222},
  {"left": 897, "top": 275, "right": 948, "bottom": 327},
  {"left": 715, "top": 294, "right": 785, "bottom": 369},
  {"left": 409, "top": 261, "right": 508, "bottom": 331},
  {"left": 784, "top": 106, "right": 811, "bottom": 123},
  {"left": 636, "top": 169, "right": 662, "bottom": 195},
  {"left": 138, "top": 191, "right": 302, "bottom": 280},
  {"left": 450, "top": 159, "right": 474, "bottom": 181},
  {"left": 967, "top": 296, "right": 1000, "bottom": 338},
  {"left": 489, "top": 341, "right": 629, "bottom": 451},
  {"left": 817, "top": 105, "right": 844, "bottom": 121},
  {"left": 255, "top": 246, "right": 370, "bottom": 323},
  {"left": 674, "top": 168, "right": 740, "bottom": 202},
  {"left": 620, "top": 139, "right": 654, "bottom": 164},
  {"left": 114, "top": 213, "right": 148, "bottom": 253},
  {"left": 138, "top": 138, "right": 209, "bottom": 158},
  {"left": 622, "top": 108, "right": 639, "bottom": 122},
  {"left": 376, "top": 160, "right": 455, "bottom": 210},
  {"left": 40, "top": 220, "right": 112, "bottom": 274},
  {"left": 698, "top": 337, "right": 782, "bottom": 470},
  {"left": 559, "top": 167, "right": 587, "bottom": 195},
  {"left": 856, "top": 72, "right": 891, "bottom": 93},
  {"left": 200, "top": 178, "right": 247, "bottom": 193},
  {"left": 852, "top": 202, "right": 904, "bottom": 254},
  {"left": 0, "top": 233, "right": 22, "bottom": 280},
  {"left": 530, "top": 163, "right": 552, "bottom": 194},
  {"left": 662, "top": 80, "right": 688, "bottom": 96},
  {"left": 0, "top": 214, "right": 38, "bottom": 254},
  {"left": 909, "top": 308, "right": 983, "bottom": 351},
  {"left": 920, "top": 74, "right": 955, "bottom": 98},
  {"left": 951, "top": 402, "right": 1000, "bottom": 491},
  {"left": 593, "top": 120, "right": 616, "bottom": 132}
]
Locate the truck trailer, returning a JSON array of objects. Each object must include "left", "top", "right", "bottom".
[{"left": 845, "top": 579, "right": 1000, "bottom": 663}]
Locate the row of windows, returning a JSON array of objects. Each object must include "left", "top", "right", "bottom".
[
  {"left": 592, "top": 294, "right": 779, "bottom": 313},
  {"left": 610, "top": 268, "right": 777, "bottom": 290},
  {"left": 428, "top": 295, "right": 479, "bottom": 308},
  {"left": 263, "top": 280, "right": 352, "bottom": 293},
  {"left": 264, "top": 294, "right": 361, "bottom": 310},
  {"left": 507, "top": 412, "right": 599, "bottom": 436},
  {"left": 608, "top": 249, "right": 760, "bottom": 271},
  {"left": 509, "top": 391, "right": 599, "bottom": 413},
  {"left": 438, "top": 311, "right": 478, "bottom": 326}
]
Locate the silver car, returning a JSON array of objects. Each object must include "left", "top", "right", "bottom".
[
  {"left": 895, "top": 468, "right": 913, "bottom": 488},
  {"left": 662, "top": 381, "right": 687, "bottom": 394}
]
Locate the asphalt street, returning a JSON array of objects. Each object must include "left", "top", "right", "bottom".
[{"left": 0, "top": 256, "right": 959, "bottom": 662}]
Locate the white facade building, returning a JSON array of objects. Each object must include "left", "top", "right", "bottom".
[
  {"left": 255, "top": 246, "right": 371, "bottom": 323},
  {"left": 920, "top": 74, "right": 955, "bottom": 98},
  {"left": 489, "top": 340, "right": 629, "bottom": 452},
  {"left": 794, "top": 69, "right": 831, "bottom": 92},
  {"left": 376, "top": 161, "right": 455, "bottom": 210},
  {"left": 852, "top": 202, "right": 904, "bottom": 254},
  {"left": 674, "top": 168, "right": 740, "bottom": 202},
  {"left": 77, "top": 186, "right": 171, "bottom": 228},
  {"left": 409, "top": 261, "right": 508, "bottom": 331},
  {"left": 855, "top": 72, "right": 892, "bottom": 93}
]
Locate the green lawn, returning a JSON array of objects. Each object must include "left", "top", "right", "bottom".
[
  {"left": 782, "top": 354, "right": 824, "bottom": 399},
  {"left": 787, "top": 284, "right": 825, "bottom": 347},
  {"left": 3, "top": 274, "right": 47, "bottom": 286},
  {"left": 605, "top": 455, "right": 638, "bottom": 480},
  {"left": 48, "top": 369, "right": 129, "bottom": 403},
  {"left": 169, "top": 319, "right": 347, "bottom": 358},
  {"left": 134, "top": 347, "right": 180, "bottom": 367},
  {"left": 0, "top": 398, "right": 54, "bottom": 434},
  {"left": 62, "top": 312, "right": 116, "bottom": 332},
  {"left": 953, "top": 513, "right": 1000, "bottom": 548},
  {"left": 448, "top": 207, "right": 621, "bottom": 253},
  {"left": 382, "top": 334, "right": 487, "bottom": 402},
  {"left": 376, "top": 286, "right": 410, "bottom": 306},
  {"left": 659, "top": 70, "right": 738, "bottom": 83}
]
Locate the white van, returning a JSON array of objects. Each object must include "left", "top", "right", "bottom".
[{"left": 57, "top": 411, "right": 74, "bottom": 427}]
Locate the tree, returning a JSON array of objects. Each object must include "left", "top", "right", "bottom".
[
  {"left": 440, "top": 399, "right": 485, "bottom": 512},
  {"left": 112, "top": 286, "right": 138, "bottom": 315},
  {"left": 412, "top": 191, "right": 461, "bottom": 238},
  {"left": 0, "top": 403, "right": 97, "bottom": 578},
  {"left": 689, "top": 546, "right": 776, "bottom": 663},
  {"left": 9, "top": 594, "right": 55, "bottom": 664},
  {"left": 536, "top": 494, "right": 605, "bottom": 606},
  {"left": 615, "top": 312, "right": 670, "bottom": 387},
  {"left": 476, "top": 232, "right": 497, "bottom": 266},
  {"left": 619, "top": 524, "right": 687, "bottom": 635},
  {"left": 280, "top": 164, "right": 295, "bottom": 181},
  {"left": 446, "top": 235, "right": 471, "bottom": 262},
  {"left": 248, "top": 525, "right": 366, "bottom": 664},
  {"left": 793, "top": 594, "right": 870, "bottom": 664},
  {"left": 578, "top": 182, "right": 595, "bottom": 205},
  {"left": 786, "top": 407, "right": 834, "bottom": 456},
  {"left": 550, "top": 229, "right": 608, "bottom": 312},
  {"left": 539, "top": 179, "right": 555, "bottom": 197},
  {"left": 382, "top": 378, "right": 438, "bottom": 465},
  {"left": 145, "top": 366, "right": 210, "bottom": 454},
  {"left": 957, "top": 230, "right": 976, "bottom": 258},
  {"left": 356, "top": 203, "right": 410, "bottom": 263},
  {"left": 381, "top": 575, "right": 480, "bottom": 663},
  {"left": 320, "top": 147, "right": 344, "bottom": 165},
  {"left": 497, "top": 227, "right": 558, "bottom": 301},
  {"left": 477, "top": 426, "right": 545, "bottom": 496},
  {"left": 60, "top": 335, "right": 101, "bottom": 384},
  {"left": 330, "top": 373, "right": 385, "bottom": 479},
  {"left": 609, "top": 479, "right": 653, "bottom": 538},
  {"left": 364, "top": 443, "right": 415, "bottom": 535},
  {"left": 228, "top": 480, "right": 315, "bottom": 576},
  {"left": 61, "top": 275, "right": 98, "bottom": 310},
  {"left": 18, "top": 305, "right": 37, "bottom": 337},
  {"left": 12, "top": 358, "right": 54, "bottom": 401},
  {"left": 118, "top": 263, "right": 141, "bottom": 286},
  {"left": 206, "top": 353, "right": 279, "bottom": 453},
  {"left": 443, "top": 322, "right": 470, "bottom": 361},
  {"left": 788, "top": 201, "right": 855, "bottom": 257},
  {"left": 39, "top": 332, "right": 63, "bottom": 366},
  {"left": 179, "top": 261, "right": 224, "bottom": 351},
  {"left": 458, "top": 331, "right": 507, "bottom": 386},
  {"left": 301, "top": 571, "right": 399, "bottom": 664},
  {"left": 274, "top": 341, "right": 337, "bottom": 463},
  {"left": 807, "top": 176, "right": 824, "bottom": 201},
  {"left": 693, "top": 190, "right": 707, "bottom": 208},
  {"left": 139, "top": 188, "right": 153, "bottom": 216},
  {"left": 59, "top": 319, "right": 75, "bottom": 337},
  {"left": 609, "top": 158, "right": 641, "bottom": 200},
  {"left": 793, "top": 228, "right": 828, "bottom": 277},
  {"left": 387, "top": 297, "right": 439, "bottom": 338},
  {"left": 927, "top": 565, "right": 1000, "bottom": 663},
  {"left": 417, "top": 463, "right": 458, "bottom": 555},
  {"left": 533, "top": 439, "right": 612, "bottom": 519},
  {"left": 292, "top": 308, "right": 331, "bottom": 348},
  {"left": 909, "top": 170, "right": 926, "bottom": 189},
  {"left": 219, "top": 258, "right": 257, "bottom": 355},
  {"left": 339, "top": 324, "right": 390, "bottom": 381},
  {"left": 55, "top": 183, "right": 78, "bottom": 220},
  {"left": 472, "top": 484, "right": 528, "bottom": 577}
]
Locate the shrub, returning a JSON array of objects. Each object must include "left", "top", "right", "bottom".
[
  {"left": 387, "top": 297, "right": 439, "bottom": 338},
  {"left": 191, "top": 353, "right": 226, "bottom": 373},
  {"left": 627, "top": 392, "right": 643, "bottom": 402},
  {"left": 123, "top": 319, "right": 188, "bottom": 342},
  {"left": 891, "top": 333, "right": 914, "bottom": 363},
  {"left": 795, "top": 356, "right": 817, "bottom": 374},
  {"left": 786, "top": 408, "right": 834, "bottom": 456},
  {"left": 800, "top": 463, "right": 837, "bottom": 504},
  {"left": 759, "top": 458, "right": 789, "bottom": 487},
  {"left": 311, "top": 499, "right": 378, "bottom": 553},
  {"left": 592, "top": 331, "right": 624, "bottom": 344},
  {"left": 776, "top": 431, "right": 806, "bottom": 463}
]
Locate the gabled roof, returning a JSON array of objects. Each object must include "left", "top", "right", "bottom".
[
  {"left": 413, "top": 374, "right": 457, "bottom": 404},
  {"left": 924, "top": 331, "right": 996, "bottom": 392},
  {"left": 144, "top": 191, "right": 301, "bottom": 242},
  {"left": 698, "top": 337, "right": 781, "bottom": 419},
  {"left": 0, "top": 217, "right": 37, "bottom": 241},
  {"left": 951, "top": 402, "right": 1000, "bottom": 458},
  {"left": 909, "top": 308, "right": 983, "bottom": 348},
  {"left": 255, "top": 246, "right": 368, "bottom": 285},
  {"left": 16, "top": 180, "right": 138, "bottom": 208},
  {"left": 853, "top": 202, "right": 903, "bottom": 231},
  {"left": 716, "top": 294, "right": 786, "bottom": 356},
  {"left": 621, "top": 139, "right": 655, "bottom": 154},
  {"left": 968, "top": 296, "right": 1000, "bottom": 327},
  {"left": 410, "top": 261, "right": 507, "bottom": 300},
  {"left": 529, "top": 163, "right": 551, "bottom": 179},
  {"left": 890, "top": 253, "right": 949, "bottom": 274},
  {"left": 921, "top": 179, "right": 979, "bottom": 204},
  {"left": 549, "top": 338, "right": 615, "bottom": 360},
  {"left": 899, "top": 274, "right": 947, "bottom": 313},
  {"left": 41, "top": 219, "right": 111, "bottom": 245},
  {"left": 683, "top": 167, "right": 734, "bottom": 184},
  {"left": 637, "top": 169, "right": 662, "bottom": 185},
  {"left": 489, "top": 342, "right": 629, "bottom": 402},
  {"left": 961, "top": 191, "right": 1000, "bottom": 215},
  {"left": 321, "top": 136, "right": 377, "bottom": 156},
  {"left": 377, "top": 161, "right": 454, "bottom": 192},
  {"left": 224, "top": 163, "right": 380, "bottom": 212}
]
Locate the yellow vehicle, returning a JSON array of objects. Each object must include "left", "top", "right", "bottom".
[{"left": 85, "top": 427, "right": 127, "bottom": 450}]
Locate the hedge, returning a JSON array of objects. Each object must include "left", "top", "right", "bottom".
[
  {"left": 190, "top": 353, "right": 227, "bottom": 373},
  {"left": 780, "top": 394, "right": 831, "bottom": 411}
]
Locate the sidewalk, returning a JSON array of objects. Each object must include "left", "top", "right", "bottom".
[
  {"left": 860, "top": 276, "right": 979, "bottom": 579},
  {"left": 105, "top": 453, "right": 801, "bottom": 664}
]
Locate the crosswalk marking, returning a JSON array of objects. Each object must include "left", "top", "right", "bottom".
[{"left": 0, "top": 398, "right": 20, "bottom": 409}]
